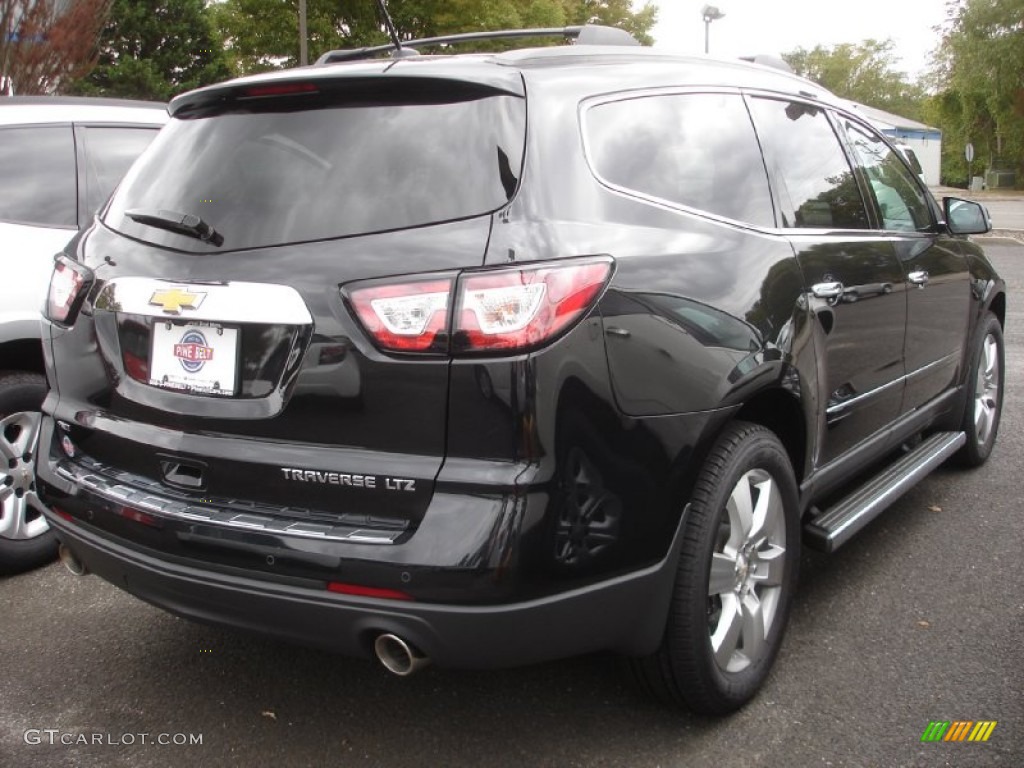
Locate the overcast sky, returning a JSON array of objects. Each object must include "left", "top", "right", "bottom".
[{"left": 649, "top": 0, "right": 952, "bottom": 78}]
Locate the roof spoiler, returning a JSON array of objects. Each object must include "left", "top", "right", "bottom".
[{"left": 316, "top": 24, "right": 639, "bottom": 65}]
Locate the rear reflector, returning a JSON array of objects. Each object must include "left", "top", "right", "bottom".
[
  {"left": 53, "top": 507, "right": 75, "bottom": 523},
  {"left": 345, "top": 257, "right": 612, "bottom": 355},
  {"left": 327, "top": 582, "right": 413, "bottom": 601},
  {"left": 116, "top": 506, "right": 161, "bottom": 528}
]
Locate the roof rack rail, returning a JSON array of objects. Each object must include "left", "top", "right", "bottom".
[
  {"left": 315, "top": 24, "right": 639, "bottom": 65},
  {"left": 738, "top": 54, "right": 794, "bottom": 74}
]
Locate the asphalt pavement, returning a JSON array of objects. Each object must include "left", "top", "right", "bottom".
[{"left": 1, "top": 243, "right": 1022, "bottom": 768}]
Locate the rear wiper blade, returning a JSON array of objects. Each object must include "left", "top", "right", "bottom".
[{"left": 126, "top": 208, "right": 225, "bottom": 247}]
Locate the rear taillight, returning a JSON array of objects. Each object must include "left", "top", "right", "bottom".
[
  {"left": 348, "top": 279, "right": 452, "bottom": 353},
  {"left": 453, "top": 261, "right": 612, "bottom": 353},
  {"left": 45, "top": 255, "right": 93, "bottom": 326},
  {"left": 345, "top": 257, "right": 613, "bottom": 356}
]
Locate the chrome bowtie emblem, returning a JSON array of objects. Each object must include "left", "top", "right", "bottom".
[{"left": 149, "top": 288, "right": 206, "bottom": 314}]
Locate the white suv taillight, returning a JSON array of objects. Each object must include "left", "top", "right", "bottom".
[
  {"left": 346, "top": 257, "right": 613, "bottom": 356},
  {"left": 45, "top": 256, "right": 93, "bottom": 326}
]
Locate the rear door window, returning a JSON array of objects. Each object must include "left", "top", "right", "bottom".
[
  {"left": 747, "top": 98, "right": 870, "bottom": 230},
  {"left": 584, "top": 92, "right": 774, "bottom": 227},
  {"left": 0, "top": 125, "right": 77, "bottom": 227},
  {"left": 104, "top": 83, "right": 526, "bottom": 252},
  {"left": 77, "top": 125, "right": 160, "bottom": 218}
]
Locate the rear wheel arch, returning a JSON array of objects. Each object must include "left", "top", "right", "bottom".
[{"left": 734, "top": 389, "right": 807, "bottom": 485}]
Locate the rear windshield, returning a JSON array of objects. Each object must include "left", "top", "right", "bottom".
[{"left": 104, "top": 82, "right": 525, "bottom": 252}]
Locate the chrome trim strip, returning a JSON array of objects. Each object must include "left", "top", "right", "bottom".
[
  {"left": 826, "top": 376, "right": 903, "bottom": 417},
  {"left": 826, "top": 353, "right": 959, "bottom": 417},
  {"left": 905, "top": 351, "right": 959, "bottom": 381},
  {"left": 55, "top": 463, "right": 401, "bottom": 544},
  {"left": 94, "top": 277, "right": 313, "bottom": 324}
]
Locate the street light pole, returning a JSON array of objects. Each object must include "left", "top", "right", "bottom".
[{"left": 701, "top": 5, "right": 725, "bottom": 54}]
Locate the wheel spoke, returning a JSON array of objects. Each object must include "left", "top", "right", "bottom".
[
  {"left": 726, "top": 474, "right": 754, "bottom": 548},
  {"left": 747, "top": 475, "right": 779, "bottom": 546},
  {"left": 0, "top": 434, "right": 16, "bottom": 462},
  {"left": 983, "top": 337, "right": 997, "bottom": 382},
  {"left": 711, "top": 593, "right": 742, "bottom": 667},
  {"left": 753, "top": 544, "right": 785, "bottom": 587},
  {"left": 740, "top": 591, "right": 766, "bottom": 662},
  {"left": 708, "top": 552, "right": 735, "bottom": 596},
  {"left": 975, "top": 400, "right": 992, "bottom": 443},
  {"left": 0, "top": 496, "right": 31, "bottom": 539}
]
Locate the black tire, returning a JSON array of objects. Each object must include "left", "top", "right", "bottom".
[
  {"left": 0, "top": 371, "right": 55, "bottom": 576},
  {"left": 630, "top": 421, "right": 800, "bottom": 715},
  {"left": 954, "top": 312, "right": 1004, "bottom": 468}
]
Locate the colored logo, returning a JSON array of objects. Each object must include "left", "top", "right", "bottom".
[
  {"left": 921, "top": 720, "right": 997, "bottom": 742},
  {"left": 174, "top": 330, "right": 214, "bottom": 373},
  {"left": 150, "top": 288, "right": 206, "bottom": 314}
]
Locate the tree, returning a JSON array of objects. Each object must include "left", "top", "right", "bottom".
[
  {"left": 1, "top": 0, "right": 111, "bottom": 94},
  {"left": 213, "top": 0, "right": 657, "bottom": 75},
  {"left": 72, "top": 0, "right": 230, "bottom": 100},
  {"left": 782, "top": 39, "right": 927, "bottom": 121},
  {"left": 929, "top": 0, "right": 1024, "bottom": 185}
]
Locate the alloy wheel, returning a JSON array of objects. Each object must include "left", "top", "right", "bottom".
[{"left": 707, "top": 468, "right": 787, "bottom": 673}]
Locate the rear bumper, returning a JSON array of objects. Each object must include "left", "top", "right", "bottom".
[{"left": 43, "top": 510, "right": 684, "bottom": 669}]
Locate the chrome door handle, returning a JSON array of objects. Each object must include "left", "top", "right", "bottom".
[
  {"left": 811, "top": 281, "right": 844, "bottom": 300},
  {"left": 604, "top": 326, "right": 631, "bottom": 339},
  {"left": 908, "top": 270, "right": 929, "bottom": 287}
]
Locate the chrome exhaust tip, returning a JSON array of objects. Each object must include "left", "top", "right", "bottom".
[
  {"left": 57, "top": 544, "right": 88, "bottom": 576},
  {"left": 374, "top": 633, "right": 429, "bottom": 677}
]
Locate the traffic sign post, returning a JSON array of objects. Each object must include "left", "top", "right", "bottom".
[{"left": 966, "top": 142, "right": 975, "bottom": 190}]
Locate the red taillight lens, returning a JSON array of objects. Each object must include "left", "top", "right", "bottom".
[
  {"left": 344, "top": 258, "right": 613, "bottom": 356},
  {"left": 348, "top": 279, "right": 452, "bottom": 353},
  {"left": 45, "top": 256, "right": 93, "bottom": 326},
  {"left": 453, "top": 259, "right": 612, "bottom": 353}
]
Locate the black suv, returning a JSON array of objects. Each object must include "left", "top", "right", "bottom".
[{"left": 32, "top": 26, "right": 1006, "bottom": 715}]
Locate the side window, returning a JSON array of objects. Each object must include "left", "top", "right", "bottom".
[
  {"left": 843, "top": 122, "right": 932, "bottom": 232},
  {"left": 0, "top": 125, "right": 76, "bottom": 227},
  {"left": 747, "top": 98, "right": 869, "bottom": 230},
  {"left": 78, "top": 126, "right": 160, "bottom": 216},
  {"left": 585, "top": 93, "right": 774, "bottom": 227}
]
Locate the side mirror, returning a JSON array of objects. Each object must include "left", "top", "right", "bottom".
[{"left": 944, "top": 197, "right": 992, "bottom": 235}]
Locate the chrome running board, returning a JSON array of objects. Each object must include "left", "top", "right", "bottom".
[{"left": 804, "top": 431, "right": 966, "bottom": 553}]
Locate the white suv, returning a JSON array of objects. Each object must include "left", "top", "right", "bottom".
[{"left": 0, "top": 97, "right": 166, "bottom": 574}]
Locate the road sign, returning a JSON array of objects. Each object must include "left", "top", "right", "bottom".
[{"left": 965, "top": 143, "right": 975, "bottom": 163}]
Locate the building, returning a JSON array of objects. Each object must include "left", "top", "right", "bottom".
[{"left": 848, "top": 102, "right": 943, "bottom": 187}]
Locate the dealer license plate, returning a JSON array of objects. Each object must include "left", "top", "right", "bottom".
[{"left": 149, "top": 322, "right": 239, "bottom": 396}]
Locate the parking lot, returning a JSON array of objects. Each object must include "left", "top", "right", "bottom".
[{"left": 1, "top": 242, "right": 1021, "bottom": 768}]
